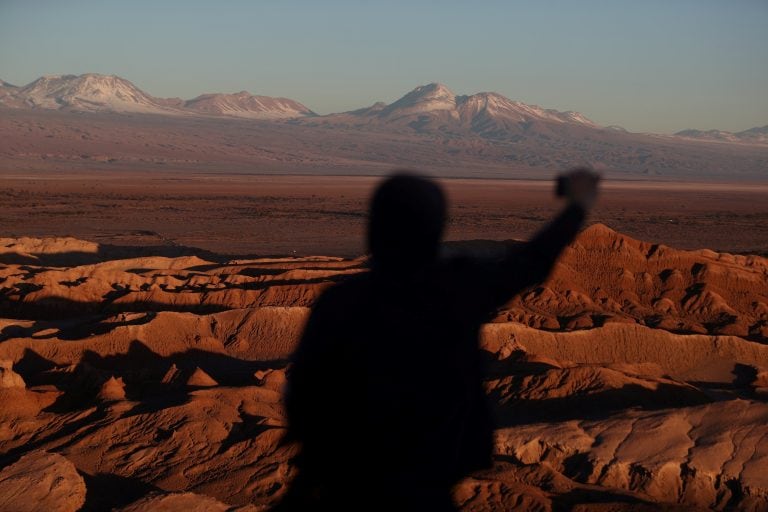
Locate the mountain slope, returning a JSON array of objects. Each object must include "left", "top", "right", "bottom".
[{"left": 0, "top": 80, "right": 20, "bottom": 106}]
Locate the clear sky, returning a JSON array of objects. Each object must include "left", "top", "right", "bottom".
[{"left": 1, "top": 0, "right": 766, "bottom": 133}]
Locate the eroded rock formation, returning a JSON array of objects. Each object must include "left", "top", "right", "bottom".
[{"left": 0, "top": 227, "right": 766, "bottom": 510}]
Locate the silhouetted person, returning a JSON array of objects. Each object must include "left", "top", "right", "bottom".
[{"left": 277, "top": 169, "right": 599, "bottom": 511}]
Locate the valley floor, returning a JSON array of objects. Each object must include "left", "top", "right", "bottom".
[{"left": 0, "top": 172, "right": 767, "bottom": 257}]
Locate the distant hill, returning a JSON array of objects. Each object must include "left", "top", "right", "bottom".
[
  {"left": 183, "top": 91, "right": 315, "bottom": 119},
  {"left": 675, "top": 125, "right": 768, "bottom": 145}
]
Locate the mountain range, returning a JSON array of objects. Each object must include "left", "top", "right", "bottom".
[
  {"left": 1, "top": 73, "right": 766, "bottom": 179},
  {"left": 2, "top": 73, "right": 764, "bottom": 144}
]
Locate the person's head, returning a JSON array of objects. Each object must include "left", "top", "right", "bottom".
[{"left": 367, "top": 172, "right": 446, "bottom": 270}]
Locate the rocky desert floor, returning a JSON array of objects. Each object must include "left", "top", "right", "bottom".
[{"left": 0, "top": 174, "right": 767, "bottom": 511}]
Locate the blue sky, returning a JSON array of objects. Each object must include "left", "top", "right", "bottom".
[{"left": 1, "top": 0, "right": 766, "bottom": 133}]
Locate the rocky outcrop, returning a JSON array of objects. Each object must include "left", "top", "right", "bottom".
[
  {"left": 0, "top": 361, "right": 24, "bottom": 389},
  {"left": 494, "top": 400, "right": 768, "bottom": 510},
  {"left": 117, "top": 492, "right": 232, "bottom": 512},
  {"left": 0, "top": 451, "right": 86, "bottom": 512},
  {"left": 97, "top": 375, "right": 127, "bottom": 401},
  {"left": 186, "top": 367, "right": 218, "bottom": 388}
]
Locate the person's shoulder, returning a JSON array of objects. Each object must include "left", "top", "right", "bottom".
[
  {"left": 333, "top": 270, "right": 371, "bottom": 291},
  {"left": 316, "top": 271, "right": 371, "bottom": 304}
]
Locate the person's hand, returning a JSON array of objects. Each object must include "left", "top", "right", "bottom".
[{"left": 557, "top": 167, "right": 601, "bottom": 210}]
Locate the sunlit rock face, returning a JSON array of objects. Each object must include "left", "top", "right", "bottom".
[
  {"left": 0, "top": 228, "right": 766, "bottom": 510},
  {"left": 0, "top": 451, "right": 87, "bottom": 512}
]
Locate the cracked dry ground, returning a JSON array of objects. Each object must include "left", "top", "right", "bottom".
[{"left": 0, "top": 224, "right": 767, "bottom": 511}]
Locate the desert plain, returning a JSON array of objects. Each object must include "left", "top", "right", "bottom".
[{"left": 1, "top": 171, "right": 767, "bottom": 256}]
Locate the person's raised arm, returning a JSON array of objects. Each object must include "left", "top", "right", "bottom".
[{"left": 484, "top": 168, "right": 600, "bottom": 308}]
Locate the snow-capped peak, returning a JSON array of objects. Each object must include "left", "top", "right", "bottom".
[
  {"left": 382, "top": 83, "right": 457, "bottom": 117},
  {"left": 16, "top": 73, "right": 174, "bottom": 113},
  {"left": 378, "top": 84, "right": 596, "bottom": 128}
]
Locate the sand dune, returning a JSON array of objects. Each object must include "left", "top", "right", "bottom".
[{"left": 0, "top": 227, "right": 766, "bottom": 510}]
